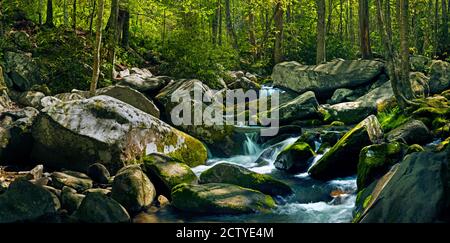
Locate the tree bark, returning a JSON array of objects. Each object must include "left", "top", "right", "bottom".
[
  {"left": 73, "top": 0, "right": 77, "bottom": 31},
  {"left": 63, "top": 0, "right": 68, "bottom": 26},
  {"left": 89, "top": 0, "right": 96, "bottom": 34},
  {"left": 349, "top": 0, "right": 355, "bottom": 45},
  {"left": 107, "top": 0, "right": 120, "bottom": 79},
  {"left": 339, "top": 0, "right": 344, "bottom": 39},
  {"left": 359, "top": 0, "right": 372, "bottom": 59},
  {"left": 90, "top": 0, "right": 105, "bottom": 96},
  {"left": 212, "top": 0, "right": 219, "bottom": 45},
  {"left": 443, "top": 0, "right": 449, "bottom": 52},
  {"left": 225, "top": 0, "right": 238, "bottom": 49},
  {"left": 317, "top": 0, "right": 327, "bottom": 64},
  {"left": 400, "top": 0, "right": 415, "bottom": 101},
  {"left": 434, "top": 0, "right": 439, "bottom": 56},
  {"left": 274, "top": 0, "right": 284, "bottom": 64},
  {"left": 45, "top": 0, "right": 54, "bottom": 27},
  {"left": 384, "top": 0, "right": 392, "bottom": 42},
  {"left": 121, "top": 9, "right": 130, "bottom": 48},
  {"left": 218, "top": 1, "right": 223, "bottom": 46},
  {"left": 327, "top": 0, "right": 333, "bottom": 34}
]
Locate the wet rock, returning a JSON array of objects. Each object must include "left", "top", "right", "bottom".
[
  {"left": 0, "top": 180, "right": 60, "bottom": 223},
  {"left": 74, "top": 192, "right": 130, "bottom": 223},
  {"left": 17, "top": 91, "right": 45, "bottom": 108},
  {"left": 83, "top": 188, "right": 111, "bottom": 196},
  {"left": 111, "top": 165, "right": 156, "bottom": 213},
  {"left": 200, "top": 163, "right": 293, "bottom": 196},
  {"left": 171, "top": 183, "right": 276, "bottom": 215},
  {"left": 274, "top": 142, "right": 316, "bottom": 174},
  {"left": 410, "top": 55, "right": 431, "bottom": 73},
  {"left": 309, "top": 115, "right": 384, "bottom": 180},
  {"left": 50, "top": 171, "right": 93, "bottom": 192},
  {"left": 87, "top": 163, "right": 111, "bottom": 185},
  {"left": 120, "top": 68, "right": 170, "bottom": 93},
  {"left": 386, "top": 119, "right": 432, "bottom": 145},
  {"left": 323, "top": 101, "right": 376, "bottom": 125},
  {"left": 329, "top": 88, "right": 354, "bottom": 104},
  {"left": 143, "top": 154, "right": 198, "bottom": 199},
  {"left": 429, "top": 60, "right": 450, "bottom": 94},
  {"left": 4, "top": 51, "right": 41, "bottom": 91},
  {"left": 31, "top": 95, "right": 207, "bottom": 173},
  {"left": 272, "top": 59, "right": 384, "bottom": 98},
  {"left": 356, "top": 149, "right": 450, "bottom": 223},
  {"left": 357, "top": 142, "right": 405, "bottom": 190},
  {"left": 228, "top": 77, "right": 261, "bottom": 91}
]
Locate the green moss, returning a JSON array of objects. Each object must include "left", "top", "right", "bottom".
[
  {"left": 363, "top": 195, "right": 373, "bottom": 209},
  {"left": 406, "top": 144, "right": 425, "bottom": 154},
  {"left": 377, "top": 106, "right": 410, "bottom": 133}
]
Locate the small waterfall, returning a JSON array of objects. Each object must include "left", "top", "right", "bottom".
[{"left": 243, "top": 132, "right": 262, "bottom": 156}]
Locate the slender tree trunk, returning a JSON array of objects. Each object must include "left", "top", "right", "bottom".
[
  {"left": 359, "top": 0, "right": 372, "bottom": 59},
  {"left": 385, "top": 0, "right": 393, "bottom": 42},
  {"left": 349, "top": 0, "right": 355, "bottom": 45},
  {"left": 89, "top": 0, "right": 96, "bottom": 34},
  {"left": 212, "top": 1, "right": 219, "bottom": 45},
  {"left": 317, "top": 0, "right": 327, "bottom": 64},
  {"left": 225, "top": 0, "right": 238, "bottom": 49},
  {"left": 121, "top": 9, "right": 130, "bottom": 48},
  {"left": 63, "top": 0, "right": 68, "bottom": 26},
  {"left": 327, "top": 0, "right": 333, "bottom": 34},
  {"left": 218, "top": 1, "right": 223, "bottom": 46},
  {"left": 39, "top": 0, "right": 43, "bottom": 25},
  {"left": 434, "top": 0, "right": 439, "bottom": 56},
  {"left": 107, "top": 0, "right": 120, "bottom": 79},
  {"left": 339, "top": 0, "right": 344, "bottom": 39},
  {"left": 443, "top": 0, "right": 449, "bottom": 52},
  {"left": 90, "top": 0, "right": 105, "bottom": 96},
  {"left": 274, "top": 1, "right": 284, "bottom": 64},
  {"left": 73, "top": 0, "right": 77, "bottom": 31},
  {"left": 248, "top": 11, "right": 257, "bottom": 51},
  {"left": 45, "top": 0, "right": 54, "bottom": 27},
  {"left": 400, "top": 0, "right": 415, "bottom": 101}
]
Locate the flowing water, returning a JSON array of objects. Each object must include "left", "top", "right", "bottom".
[{"left": 155, "top": 132, "right": 357, "bottom": 223}]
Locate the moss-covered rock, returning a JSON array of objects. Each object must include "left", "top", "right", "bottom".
[
  {"left": 31, "top": 95, "right": 207, "bottom": 173},
  {"left": 111, "top": 165, "right": 156, "bottom": 214},
  {"left": 50, "top": 171, "right": 93, "bottom": 192},
  {"left": 0, "top": 180, "right": 60, "bottom": 223},
  {"left": 386, "top": 119, "right": 432, "bottom": 145},
  {"left": 73, "top": 192, "right": 130, "bottom": 223},
  {"left": 436, "top": 137, "right": 450, "bottom": 152},
  {"left": 143, "top": 153, "right": 198, "bottom": 199},
  {"left": 274, "top": 142, "right": 316, "bottom": 174},
  {"left": 200, "top": 163, "right": 293, "bottom": 197},
  {"left": 86, "top": 163, "right": 111, "bottom": 185},
  {"left": 61, "top": 186, "right": 85, "bottom": 214},
  {"left": 357, "top": 142, "right": 405, "bottom": 190},
  {"left": 406, "top": 144, "right": 425, "bottom": 154},
  {"left": 308, "top": 115, "right": 384, "bottom": 180},
  {"left": 3, "top": 51, "right": 41, "bottom": 91},
  {"left": 322, "top": 101, "right": 377, "bottom": 125},
  {"left": 429, "top": 60, "right": 450, "bottom": 94},
  {"left": 171, "top": 183, "right": 276, "bottom": 215}
]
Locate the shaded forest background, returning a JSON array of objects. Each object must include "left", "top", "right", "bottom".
[{"left": 0, "top": 0, "right": 449, "bottom": 93}]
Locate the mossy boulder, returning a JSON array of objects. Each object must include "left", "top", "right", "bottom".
[
  {"left": 31, "top": 95, "right": 207, "bottom": 173},
  {"left": 111, "top": 165, "right": 156, "bottom": 214},
  {"left": 355, "top": 149, "right": 450, "bottom": 223},
  {"left": 0, "top": 180, "right": 60, "bottom": 223},
  {"left": 386, "top": 119, "right": 432, "bottom": 145},
  {"left": 16, "top": 91, "right": 45, "bottom": 108},
  {"left": 143, "top": 153, "right": 198, "bottom": 199},
  {"left": 274, "top": 142, "right": 316, "bottom": 174},
  {"left": 429, "top": 60, "right": 450, "bottom": 94},
  {"left": 73, "top": 192, "right": 130, "bottom": 223},
  {"left": 406, "top": 144, "right": 425, "bottom": 154},
  {"left": 200, "top": 163, "right": 293, "bottom": 197},
  {"left": 308, "top": 115, "right": 384, "bottom": 180},
  {"left": 87, "top": 163, "right": 111, "bottom": 185},
  {"left": 61, "top": 186, "right": 85, "bottom": 214},
  {"left": 357, "top": 142, "right": 405, "bottom": 190},
  {"left": 171, "top": 183, "right": 276, "bottom": 215},
  {"left": 322, "top": 101, "right": 377, "bottom": 125},
  {"left": 3, "top": 51, "right": 41, "bottom": 91},
  {"left": 50, "top": 171, "right": 93, "bottom": 192}
]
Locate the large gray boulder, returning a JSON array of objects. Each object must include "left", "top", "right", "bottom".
[
  {"left": 171, "top": 183, "right": 276, "bottom": 215},
  {"left": 0, "top": 180, "right": 60, "bottom": 223},
  {"left": 4, "top": 52, "right": 41, "bottom": 91},
  {"left": 429, "top": 60, "right": 450, "bottom": 94},
  {"left": 74, "top": 192, "right": 130, "bottom": 223},
  {"left": 386, "top": 119, "right": 433, "bottom": 145},
  {"left": 96, "top": 85, "right": 160, "bottom": 118},
  {"left": 355, "top": 149, "right": 450, "bottom": 223},
  {"left": 272, "top": 59, "right": 384, "bottom": 97},
  {"left": 31, "top": 95, "right": 207, "bottom": 173}
]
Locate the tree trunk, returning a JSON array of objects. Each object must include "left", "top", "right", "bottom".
[
  {"left": 327, "top": 0, "right": 333, "bottom": 34},
  {"left": 434, "top": 0, "right": 439, "bottom": 56},
  {"left": 107, "top": 0, "right": 120, "bottom": 79},
  {"left": 89, "top": 0, "right": 96, "bottom": 34},
  {"left": 121, "top": 9, "right": 130, "bottom": 48},
  {"left": 212, "top": 1, "right": 219, "bottom": 45},
  {"left": 218, "top": 1, "right": 223, "bottom": 46},
  {"left": 73, "top": 0, "right": 77, "bottom": 31},
  {"left": 443, "top": 0, "right": 449, "bottom": 52},
  {"left": 63, "top": 0, "right": 68, "bottom": 26},
  {"left": 385, "top": 0, "right": 393, "bottom": 42},
  {"left": 317, "top": 0, "right": 327, "bottom": 64},
  {"left": 45, "top": 0, "right": 54, "bottom": 27},
  {"left": 349, "top": 0, "right": 355, "bottom": 45},
  {"left": 400, "top": 0, "right": 415, "bottom": 101},
  {"left": 274, "top": 1, "right": 284, "bottom": 64},
  {"left": 339, "top": 0, "right": 344, "bottom": 39},
  {"left": 359, "top": 0, "right": 372, "bottom": 59},
  {"left": 225, "top": 0, "right": 238, "bottom": 49},
  {"left": 90, "top": 0, "right": 105, "bottom": 96},
  {"left": 39, "top": 0, "right": 43, "bottom": 25}
]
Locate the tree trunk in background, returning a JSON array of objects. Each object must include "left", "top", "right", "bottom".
[
  {"left": 339, "top": 0, "right": 344, "bottom": 39},
  {"left": 107, "top": 0, "right": 120, "bottom": 79},
  {"left": 218, "top": 2, "right": 223, "bottom": 46},
  {"left": 327, "top": 0, "right": 333, "bottom": 34},
  {"left": 349, "top": 0, "right": 355, "bottom": 45},
  {"left": 385, "top": 0, "right": 393, "bottom": 42},
  {"left": 89, "top": 0, "right": 96, "bottom": 34},
  {"left": 443, "top": 0, "right": 449, "bottom": 52},
  {"left": 225, "top": 0, "right": 238, "bottom": 49},
  {"left": 434, "top": 0, "right": 439, "bottom": 56},
  {"left": 45, "top": 0, "right": 54, "bottom": 27},
  {"left": 317, "top": 0, "right": 327, "bottom": 64},
  {"left": 212, "top": 0, "right": 219, "bottom": 45},
  {"left": 73, "top": 0, "right": 77, "bottom": 31},
  {"left": 359, "top": 0, "right": 372, "bottom": 59},
  {"left": 90, "top": 0, "right": 104, "bottom": 96},
  {"left": 400, "top": 0, "right": 415, "bottom": 102},
  {"left": 63, "top": 0, "right": 68, "bottom": 26},
  {"left": 274, "top": 0, "right": 284, "bottom": 64},
  {"left": 121, "top": 9, "right": 130, "bottom": 48},
  {"left": 39, "top": 0, "right": 43, "bottom": 25}
]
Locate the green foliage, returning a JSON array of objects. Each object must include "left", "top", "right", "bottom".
[{"left": 377, "top": 106, "right": 410, "bottom": 133}]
